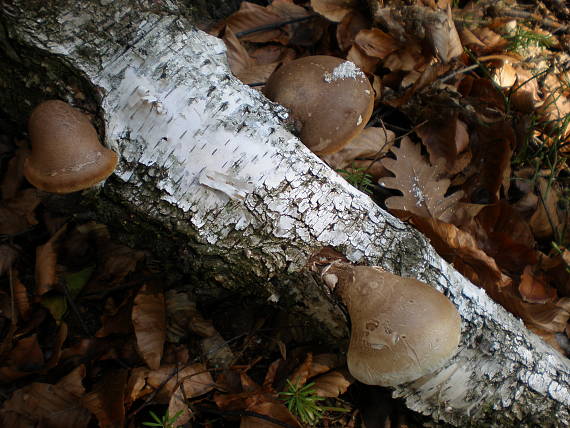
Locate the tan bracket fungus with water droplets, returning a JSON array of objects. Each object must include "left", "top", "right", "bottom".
[
  {"left": 24, "top": 100, "right": 118, "bottom": 194},
  {"left": 263, "top": 55, "right": 374, "bottom": 155},
  {"left": 322, "top": 262, "right": 461, "bottom": 386}
]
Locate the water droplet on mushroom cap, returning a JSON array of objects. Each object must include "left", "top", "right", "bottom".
[
  {"left": 263, "top": 56, "right": 374, "bottom": 155},
  {"left": 328, "top": 264, "right": 461, "bottom": 386},
  {"left": 24, "top": 100, "right": 118, "bottom": 193}
]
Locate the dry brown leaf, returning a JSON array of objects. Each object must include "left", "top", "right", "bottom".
[
  {"left": 336, "top": 10, "right": 370, "bottom": 51},
  {"left": 133, "top": 284, "right": 166, "bottom": 370},
  {"left": 241, "top": 398, "right": 302, "bottom": 428},
  {"left": 35, "top": 224, "right": 67, "bottom": 296},
  {"left": 82, "top": 369, "right": 128, "bottom": 428},
  {"left": 289, "top": 353, "right": 313, "bottom": 387},
  {"left": 97, "top": 241, "right": 145, "bottom": 285},
  {"left": 12, "top": 269, "right": 31, "bottom": 321},
  {"left": 473, "top": 201, "right": 537, "bottom": 274},
  {"left": 346, "top": 44, "right": 379, "bottom": 75},
  {"left": 220, "top": 2, "right": 285, "bottom": 44},
  {"left": 165, "top": 290, "right": 216, "bottom": 342},
  {"left": 307, "top": 353, "right": 344, "bottom": 378},
  {"left": 519, "top": 265, "right": 558, "bottom": 304},
  {"left": 311, "top": 0, "right": 357, "bottom": 22},
  {"left": 461, "top": 120, "right": 514, "bottom": 203},
  {"left": 321, "top": 127, "right": 395, "bottom": 169},
  {"left": 223, "top": 27, "right": 279, "bottom": 85},
  {"left": 380, "top": 137, "right": 464, "bottom": 222},
  {"left": 383, "top": 43, "right": 424, "bottom": 72},
  {"left": 0, "top": 245, "right": 19, "bottom": 276},
  {"left": 127, "top": 363, "right": 213, "bottom": 404},
  {"left": 96, "top": 295, "right": 133, "bottom": 338},
  {"left": 428, "top": 5, "right": 463, "bottom": 63},
  {"left": 312, "top": 369, "right": 353, "bottom": 397},
  {"left": 0, "top": 321, "right": 67, "bottom": 383},
  {"left": 530, "top": 176, "right": 562, "bottom": 239},
  {"left": 0, "top": 365, "right": 90, "bottom": 428},
  {"left": 354, "top": 28, "right": 399, "bottom": 60},
  {"left": 406, "top": 215, "right": 512, "bottom": 293},
  {"left": 0, "top": 189, "right": 42, "bottom": 236},
  {"left": 416, "top": 115, "right": 470, "bottom": 175},
  {"left": 1, "top": 144, "right": 30, "bottom": 200}
]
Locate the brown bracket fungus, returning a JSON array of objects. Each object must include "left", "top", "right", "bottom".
[
  {"left": 263, "top": 56, "right": 374, "bottom": 155},
  {"left": 24, "top": 100, "right": 118, "bottom": 194},
  {"left": 322, "top": 263, "right": 461, "bottom": 387}
]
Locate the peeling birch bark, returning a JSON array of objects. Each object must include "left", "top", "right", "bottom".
[{"left": 1, "top": 1, "right": 570, "bottom": 426}]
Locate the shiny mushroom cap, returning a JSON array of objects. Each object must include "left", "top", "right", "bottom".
[
  {"left": 324, "top": 263, "right": 461, "bottom": 386},
  {"left": 24, "top": 100, "right": 118, "bottom": 194},
  {"left": 263, "top": 56, "right": 374, "bottom": 155}
]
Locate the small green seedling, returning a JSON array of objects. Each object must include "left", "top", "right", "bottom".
[
  {"left": 506, "top": 27, "right": 553, "bottom": 53},
  {"left": 279, "top": 380, "right": 349, "bottom": 426},
  {"left": 142, "top": 410, "right": 183, "bottom": 428},
  {"left": 337, "top": 165, "right": 375, "bottom": 195}
]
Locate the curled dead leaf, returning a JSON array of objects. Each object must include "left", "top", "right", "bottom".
[
  {"left": 0, "top": 365, "right": 90, "bottom": 428},
  {"left": 311, "top": 0, "right": 357, "bottom": 22},
  {"left": 133, "top": 284, "right": 166, "bottom": 370},
  {"left": 519, "top": 265, "right": 557, "bottom": 304},
  {"left": 82, "top": 369, "right": 128, "bottom": 428}
]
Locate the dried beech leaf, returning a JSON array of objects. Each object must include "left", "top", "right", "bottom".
[
  {"left": 241, "top": 397, "right": 302, "bottom": 428},
  {"left": 82, "top": 369, "right": 128, "bottom": 428},
  {"left": 224, "top": 27, "right": 279, "bottom": 85},
  {"left": 405, "top": 214, "right": 512, "bottom": 293},
  {"left": 346, "top": 44, "right": 379, "bottom": 75},
  {"left": 35, "top": 226, "right": 67, "bottom": 296},
  {"left": 416, "top": 115, "right": 470, "bottom": 175},
  {"left": 0, "top": 245, "right": 19, "bottom": 276},
  {"left": 12, "top": 270, "right": 30, "bottom": 321},
  {"left": 289, "top": 353, "right": 313, "bottom": 386},
  {"left": 0, "top": 365, "right": 90, "bottom": 428},
  {"left": 354, "top": 28, "right": 399, "bottom": 60},
  {"left": 519, "top": 265, "right": 557, "bottom": 304},
  {"left": 336, "top": 11, "right": 370, "bottom": 51},
  {"left": 1, "top": 145, "right": 29, "bottom": 200},
  {"left": 311, "top": 0, "right": 357, "bottom": 22},
  {"left": 165, "top": 290, "right": 217, "bottom": 342},
  {"left": 312, "top": 369, "right": 353, "bottom": 397},
  {"left": 426, "top": 5, "right": 463, "bottom": 63},
  {"left": 133, "top": 285, "right": 166, "bottom": 370},
  {"left": 96, "top": 295, "right": 133, "bottom": 338},
  {"left": 0, "top": 189, "right": 42, "bottom": 236},
  {"left": 321, "top": 127, "right": 395, "bottom": 169},
  {"left": 308, "top": 353, "right": 344, "bottom": 378},
  {"left": 127, "top": 363, "right": 213, "bottom": 405},
  {"left": 530, "top": 177, "right": 562, "bottom": 239},
  {"left": 380, "top": 137, "right": 464, "bottom": 222},
  {"left": 222, "top": 2, "right": 285, "bottom": 43}
]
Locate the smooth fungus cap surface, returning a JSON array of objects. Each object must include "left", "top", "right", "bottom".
[
  {"left": 25, "top": 100, "right": 118, "bottom": 194},
  {"left": 263, "top": 56, "right": 374, "bottom": 155},
  {"left": 332, "top": 265, "right": 461, "bottom": 386}
]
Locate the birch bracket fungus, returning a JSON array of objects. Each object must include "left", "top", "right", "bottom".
[
  {"left": 263, "top": 56, "right": 374, "bottom": 155},
  {"left": 24, "top": 100, "right": 118, "bottom": 194},
  {"left": 322, "top": 262, "right": 461, "bottom": 387}
]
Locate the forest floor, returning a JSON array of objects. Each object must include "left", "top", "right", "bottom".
[{"left": 0, "top": 0, "right": 569, "bottom": 426}]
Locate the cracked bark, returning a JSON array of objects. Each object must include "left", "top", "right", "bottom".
[{"left": 1, "top": 0, "right": 569, "bottom": 426}]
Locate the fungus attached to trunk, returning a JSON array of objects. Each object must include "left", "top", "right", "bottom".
[
  {"left": 24, "top": 100, "right": 118, "bottom": 194},
  {"left": 322, "top": 263, "right": 461, "bottom": 386},
  {"left": 263, "top": 56, "right": 374, "bottom": 155}
]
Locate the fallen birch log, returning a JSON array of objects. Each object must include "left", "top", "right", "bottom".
[{"left": 1, "top": 0, "right": 570, "bottom": 425}]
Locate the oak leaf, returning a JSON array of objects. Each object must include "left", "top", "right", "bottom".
[{"left": 380, "top": 137, "right": 463, "bottom": 222}]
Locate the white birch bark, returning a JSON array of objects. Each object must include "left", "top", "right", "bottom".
[{"left": 2, "top": 1, "right": 570, "bottom": 426}]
